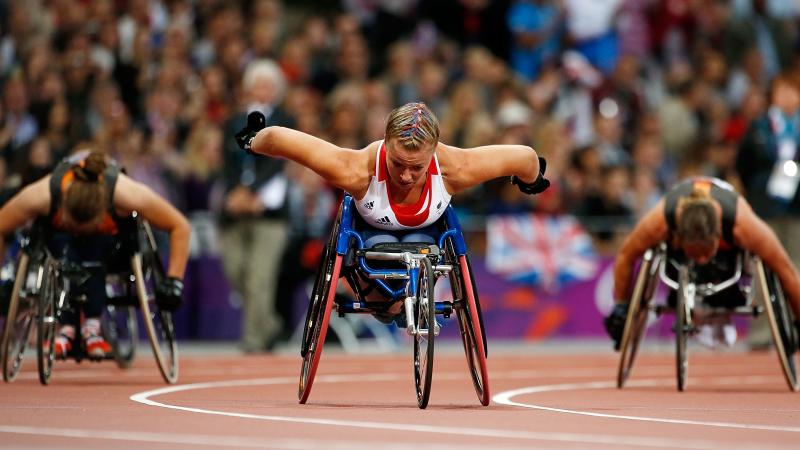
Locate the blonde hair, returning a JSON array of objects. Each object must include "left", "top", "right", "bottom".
[
  {"left": 385, "top": 102, "right": 439, "bottom": 150},
  {"left": 676, "top": 189, "right": 720, "bottom": 245},
  {"left": 184, "top": 122, "right": 222, "bottom": 179}
]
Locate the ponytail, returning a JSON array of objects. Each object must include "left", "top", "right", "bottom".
[{"left": 64, "top": 150, "right": 108, "bottom": 224}]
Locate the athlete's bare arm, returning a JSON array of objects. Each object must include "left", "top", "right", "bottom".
[
  {"left": 113, "top": 174, "right": 191, "bottom": 279},
  {"left": 612, "top": 199, "right": 669, "bottom": 302},
  {"left": 0, "top": 177, "right": 52, "bottom": 261},
  {"left": 250, "top": 126, "right": 373, "bottom": 197},
  {"left": 733, "top": 198, "right": 800, "bottom": 317},
  {"left": 436, "top": 143, "right": 540, "bottom": 194}
]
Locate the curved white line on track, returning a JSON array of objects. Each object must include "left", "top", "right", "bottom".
[
  {"left": 493, "top": 375, "right": 800, "bottom": 433},
  {"left": 129, "top": 373, "right": 791, "bottom": 450}
]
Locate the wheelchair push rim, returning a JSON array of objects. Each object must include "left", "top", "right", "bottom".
[
  {"left": 413, "top": 256, "right": 436, "bottom": 409},
  {"left": 36, "top": 258, "right": 58, "bottom": 385},
  {"left": 617, "top": 250, "right": 658, "bottom": 389},
  {"left": 298, "top": 253, "right": 342, "bottom": 403},
  {"left": 133, "top": 221, "right": 178, "bottom": 384},
  {"left": 755, "top": 259, "right": 799, "bottom": 391},
  {"left": 2, "top": 252, "right": 35, "bottom": 383},
  {"left": 455, "top": 254, "right": 490, "bottom": 406}
]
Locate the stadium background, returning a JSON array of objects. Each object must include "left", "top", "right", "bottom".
[{"left": 1, "top": 0, "right": 799, "bottom": 347}]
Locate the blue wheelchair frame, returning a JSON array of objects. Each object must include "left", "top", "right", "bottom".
[
  {"left": 298, "top": 194, "right": 490, "bottom": 408},
  {"left": 334, "top": 194, "right": 468, "bottom": 307}
]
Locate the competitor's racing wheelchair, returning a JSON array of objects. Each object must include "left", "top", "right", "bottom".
[
  {"left": 617, "top": 242, "right": 798, "bottom": 391},
  {"left": 0, "top": 213, "right": 177, "bottom": 385},
  {"left": 299, "top": 194, "right": 489, "bottom": 408}
]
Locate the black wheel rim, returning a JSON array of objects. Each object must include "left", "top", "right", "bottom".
[
  {"left": 413, "top": 257, "right": 435, "bottom": 409},
  {"left": 446, "top": 240, "right": 489, "bottom": 404},
  {"left": 766, "top": 270, "right": 798, "bottom": 389},
  {"left": 617, "top": 254, "right": 658, "bottom": 389},
  {"left": 676, "top": 271, "right": 689, "bottom": 392},
  {"left": 37, "top": 260, "right": 57, "bottom": 385},
  {"left": 2, "top": 253, "right": 34, "bottom": 383},
  {"left": 136, "top": 220, "right": 178, "bottom": 384}
]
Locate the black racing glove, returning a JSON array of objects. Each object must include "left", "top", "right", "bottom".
[
  {"left": 234, "top": 111, "right": 267, "bottom": 154},
  {"left": 156, "top": 276, "right": 184, "bottom": 312},
  {"left": 603, "top": 303, "right": 629, "bottom": 351},
  {"left": 510, "top": 156, "right": 550, "bottom": 195}
]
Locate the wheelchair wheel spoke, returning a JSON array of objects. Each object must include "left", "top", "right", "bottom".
[{"left": 413, "top": 257, "right": 435, "bottom": 409}]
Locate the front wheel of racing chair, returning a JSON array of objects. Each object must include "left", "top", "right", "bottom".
[
  {"left": 413, "top": 256, "right": 436, "bottom": 408},
  {"left": 2, "top": 246, "right": 44, "bottom": 382},
  {"left": 103, "top": 302, "right": 137, "bottom": 369},
  {"left": 132, "top": 217, "right": 178, "bottom": 384},
  {"left": 299, "top": 206, "right": 343, "bottom": 404},
  {"left": 754, "top": 259, "right": 799, "bottom": 391},
  {"left": 617, "top": 247, "right": 661, "bottom": 388},
  {"left": 36, "top": 257, "right": 60, "bottom": 385},
  {"left": 445, "top": 238, "right": 490, "bottom": 406},
  {"left": 675, "top": 265, "right": 693, "bottom": 392}
]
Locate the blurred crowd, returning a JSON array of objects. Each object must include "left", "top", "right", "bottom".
[{"left": 2, "top": 0, "right": 800, "bottom": 348}]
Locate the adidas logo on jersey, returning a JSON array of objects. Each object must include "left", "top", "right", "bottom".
[
  {"left": 363, "top": 201, "right": 374, "bottom": 210},
  {"left": 375, "top": 216, "right": 392, "bottom": 226},
  {"left": 436, "top": 201, "right": 442, "bottom": 210}
]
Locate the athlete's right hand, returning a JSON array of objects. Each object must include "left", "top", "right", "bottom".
[
  {"left": 511, "top": 156, "right": 550, "bottom": 195},
  {"left": 603, "top": 303, "right": 629, "bottom": 351},
  {"left": 235, "top": 111, "right": 267, "bottom": 154}
]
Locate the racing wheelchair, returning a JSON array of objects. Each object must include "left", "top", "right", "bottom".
[
  {"left": 617, "top": 242, "right": 798, "bottom": 392},
  {"left": 0, "top": 213, "right": 177, "bottom": 385},
  {"left": 299, "top": 195, "right": 489, "bottom": 409}
]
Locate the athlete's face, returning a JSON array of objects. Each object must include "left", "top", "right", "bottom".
[
  {"left": 681, "top": 239, "right": 719, "bottom": 266},
  {"left": 385, "top": 139, "right": 435, "bottom": 192}
]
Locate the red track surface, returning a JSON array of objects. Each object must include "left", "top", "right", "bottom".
[{"left": 1, "top": 344, "right": 798, "bottom": 449}]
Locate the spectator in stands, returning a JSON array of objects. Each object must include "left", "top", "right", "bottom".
[{"left": 221, "top": 59, "right": 293, "bottom": 353}]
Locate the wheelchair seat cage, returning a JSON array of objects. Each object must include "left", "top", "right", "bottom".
[
  {"left": 298, "top": 195, "right": 490, "bottom": 408},
  {"left": 616, "top": 242, "right": 799, "bottom": 392}
]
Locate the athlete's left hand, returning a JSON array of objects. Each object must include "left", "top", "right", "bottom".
[
  {"left": 511, "top": 156, "right": 550, "bottom": 195},
  {"left": 156, "top": 277, "right": 184, "bottom": 311},
  {"left": 235, "top": 111, "right": 267, "bottom": 154}
]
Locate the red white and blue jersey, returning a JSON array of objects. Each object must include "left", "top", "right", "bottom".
[{"left": 355, "top": 141, "right": 452, "bottom": 230}]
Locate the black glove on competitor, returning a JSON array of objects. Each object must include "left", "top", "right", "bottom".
[
  {"left": 156, "top": 277, "right": 184, "bottom": 311},
  {"left": 603, "top": 303, "right": 629, "bottom": 351},
  {"left": 511, "top": 156, "right": 550, "bottom": 195},
  {"left": 234, "top": 111, "right": 267, "bottom": 154}
]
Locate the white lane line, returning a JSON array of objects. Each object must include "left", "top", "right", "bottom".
[
  {"left": 127, "top": 374, "right": 784, "bottom": 450},
  {"left": 492, "top": 375, "right": 800, "bottom": 433},
  {"left": 0, "top": 425, "right": 537, "bottom": 450}
]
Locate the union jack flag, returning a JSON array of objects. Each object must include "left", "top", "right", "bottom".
[{"left": 486, "top": 214, "right": 598, "bottom": 292}]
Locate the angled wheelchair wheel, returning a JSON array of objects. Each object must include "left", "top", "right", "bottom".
[
  {"left": 299, "top": 204, "right": 344, "bottom": 404},
  {"left": 132, "top": 220, "right": 178, "bottom": 384},
  {"left": 413, "top": 257, "right": 436, "bottom": 409},
  {"left": 452, "top": 252, "right": 490, "bottom": 406},
  {"left": 675, "top": 266, "right": 691, "bottom": 392},
  {"left": 755, "top": 260, "right": 799, "bottom": 391},
  {"left": 103, "top": 304, "right": 138, "bottom": 369},
  {"left": 298, "top": 247, "right": 342, "bottom": 403},
  {"left": 2, "top": 252, "right": 35, "bottom": 383},
  {"left": 36, "top": 258, "right": 59, "bottom": 385},
  {"left": 617, "top": 249, "right": 659, "bottom": 388}
]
